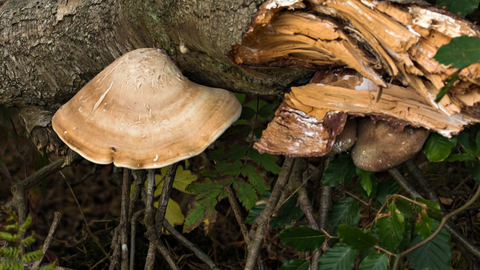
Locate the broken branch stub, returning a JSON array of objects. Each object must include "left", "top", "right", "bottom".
[{"left": 245, "top": 0, "right": 480, "bottom": 167}]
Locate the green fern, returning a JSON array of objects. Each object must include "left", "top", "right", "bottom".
[{"left": 0, "top": 206, "right": 55, "bottom": 270}]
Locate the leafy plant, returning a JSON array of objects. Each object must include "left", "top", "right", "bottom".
[
  {"left": 184, "top": 95, "right": 281, "bottom": 232},
  {"left": 0, "top": 207, "right": 54, "bottom": 270}
]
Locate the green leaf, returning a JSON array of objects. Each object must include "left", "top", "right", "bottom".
[
  {"left": 396, "top": 198, "right": 414, "bottom": 218},
  {"left": 375, "top": 203, "right": 404, "bottom": 251},
  {"left": 435, "top": 75, "right": 459, "bottom": 103},
  {"left": 216, "top": 160, "right": 243, "bottom": 176},
  {"left": 248, "top": 148, "right": 281, "bottom": 174},
  {"left": 245, "top": 99, "right": 268, "bottom": 111},
  {"left": 240, "top": 107, "right": 256, "bottom": 120},
  {"left": 279, "top": 259, "right": 309, "bottom": 270},
  {"left": 318, "top": 244, "right": 356, "bottom": 270},
  {"left": 446, "top": 153, "right": 477, "bottom": 162},
  {"left": 377, "top": 179, "right": 400, "bottom": 205},
  {"left": 423, "top": 133, "right": 457, "bottom": 162},
  {"left": 415, "top": 212, "right": 434, "bottom": 240},
  {"left": 327, "top": 198, "right": 360, "bottom": 236},
  {"left": 233, "top": 179, "right": 257, "bottom": 210},
  {"left": 270, "top": 194, "right": 305, "bottom": 229},
  {"left": 234, "top": 93, "right": 246, "bottom": 104},
  {"left": 245, "top": 191, "right": 270, "bottom": 224},
  {"left": 414, "top": 198, "right": 442, "bottom": 219},
  {"left": 356, "top": 168, "right": 373, "bottom": 197},
  {"left": 241, "top": 164, "right": 268, "bottom": 195},
  {"left": 435, "top": 36, "right": 480, "bottom": 68},
  {"left": 337, "top": 225, "right": 378, "bottom": 250},
  {"left": 323, "top": 154, "right": 356, "bottom": 187},
  {"left": 258, "top": 101, "right": 280, "bottom": 118},
  {"left": 359, "top": 253, "right": 388, "bottom": 270},
  {"left": 407, "top": 222, "right": 452, "bottom": 270},
  {"left": 436, "top": 0, "right": 479, "bottom": 17},
  {"left": 278, "top": 226, "right": 327, "bottom": 252},
  {"left": 466, "top": 161, "right": 480, "bottom": 183}
]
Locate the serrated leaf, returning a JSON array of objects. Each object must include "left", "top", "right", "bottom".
[
  {"left": 278, "top": 226, "right": 327, "bottom": 252},
  {"left": 216, "top": 160, "right": 243, "bottom": 176},
  {"left": 423, "top": 133, "right": 457, "bottom": 162},
  {"left": 323, "top": 153, "right": 356, "bottom": 187},
  {"left": 241, "top": 164, "right": 268, "bottom": 194},
  {"left": 435, "top": 36, "right": 480, "bottom": 69},
  {"left": 270, "top": 194, "right": 305, "bottom": 228},
  {"left": 279, "top": 259, "right": 309, "bottom": 270},
  {"left": 375, "top": 203, "right": 404, "bottom": 251},
  {"left": 248, "top": 148, "right": 281, "bottom": 174},
  {"left": 407, "top": 222, "right": 452, "bottom": 270},
  {"left": 318, "top": 244, "right": 356, "bottom": 270},
  {"left": 415, "top": 212, "right": 434, "bottom": 240},
  {"left": 233, "top": 180, "right": 257, "bottom": 210},
  {"left": 338, "top": 225, "right": 378, "bottom": 250},
  {"left": 328, "top": 198, "right": 360, "bottom": 236},
  {"left": 359, "top": 253, "right": 388, "bottom": 270},
  {"left": 184, "top": 196, "right": 218, "bottom": 233},
  {"left": 187, "top": 178, "right": 230, "bottom": 194},
  {"left": 436, "top": 0, "right": 479, "bottom": 17}
]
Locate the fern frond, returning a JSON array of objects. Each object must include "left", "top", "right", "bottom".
[
  {"left": 0, "top": 259, "right": 22, "bottom": 270},
  {"left": 38, "top": 262, "right": 56, "bottom": 270},
  {"left": 3, "top": 224, "right": 18, "bottom": 232},
  {"left": 22, "top": 249, "right": 42, "bottom": 263},
  {"left": 0, "top": 231, "right": 18, "bottom": 243},
  {"left": 21, "top": 233, "right": 36, "bottom": 247},
  {"left": 19, "top": 215, "right": 32, "bottom": 233},
  {"left": 0, "top": 245, "right": 20, "bottom": 258}
]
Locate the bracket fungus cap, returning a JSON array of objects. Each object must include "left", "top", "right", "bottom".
[{"left": 52, "top": 48, "right": 242, "bottom": 169}]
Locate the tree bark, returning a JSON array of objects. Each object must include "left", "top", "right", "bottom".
[{"left": 0, "top": 0, "right": 312, "bottom": 109}]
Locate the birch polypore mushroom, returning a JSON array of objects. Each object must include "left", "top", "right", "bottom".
[{"left": 52, "top": 48, "right": 242, "bottom": 169}]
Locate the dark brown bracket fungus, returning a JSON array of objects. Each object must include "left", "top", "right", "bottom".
[{"left": 52, "top": 48, "right": 242, "bottom": 169}]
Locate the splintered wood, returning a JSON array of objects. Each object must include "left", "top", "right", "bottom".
[{"left": 228, "top": 0, "right": 480, "bottom": 157}]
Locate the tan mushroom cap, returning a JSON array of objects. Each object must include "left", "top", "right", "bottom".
[{"left": 52, "top": 48, "right": 242, "bottom": 169}]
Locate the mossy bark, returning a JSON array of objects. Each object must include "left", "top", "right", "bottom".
[{"left": 0, "top": 0, "right": 312, "bottom": 109}]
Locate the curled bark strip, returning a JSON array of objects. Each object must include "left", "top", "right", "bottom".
[{"left": 254, "top": 102, "right": 347, "bottom": 157}]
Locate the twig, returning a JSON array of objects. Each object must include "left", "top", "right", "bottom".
[
  {"left": 162, "top": 219, "right": 219, "bottom": 270},
  {"left": 31, "top": 212, "right": 62, "bottom": 269},
  {"left": 10, "top": 152, "right": 82, "bottom": 227},
  {"left": 144, "top": 168, "right": 179, "bottom": 270},
  {"left": 144, "top": 242, "right": 156, "bottom": 270},
  {"left": 130, "top": 210, "right": 144, "bottom": 270},
  {"left": 289, "top": 158, "right": 322, "bottom": 270},
  {"left": 129, "top": 170, "right": 146, "bottom": 221},
  {"left": 154, "top": 163, "right": 179, "bottom": 237},
  {"left": 318, "top": 186, "right": 331, "bottom": 231},
  {"left": 226, "top": 185, "right": 251, "bottom": 248},
  {"left": 245, "top": 157, "right": 295, "bottom": 270},
  {"left": 120, "top": 169, "right": 131, "bottom": 270},
  {"left": 68, "top": 164, "right": 101, "bottom": 188}
]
